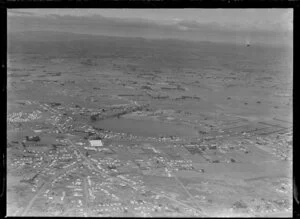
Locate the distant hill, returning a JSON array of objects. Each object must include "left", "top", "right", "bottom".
[
  {"left": 9, "top": 31, "right": 120, "bottom": 42},
  {"left": 8, "top": 30, "right": 289, "bottom": 57},
  {"left": 8, "top": 30, "right": 227, "bottom": 54},
  {"left": 8, "top": 30, "right": 227, "bottom": 46}
]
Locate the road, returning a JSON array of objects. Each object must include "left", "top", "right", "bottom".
[
  {"left": 65, "top": 138, "right": 206, "bottom": 215},
  {"left": 150, "top": 190, "right": 205, "bottom": 216},
  {"left": 83, "top": 177, "right": 90, "bottom": 217},
  {"left": 150, "top": 144, "right": 207, "bottom": 216},
  {"left": 24, "top": 104, "right": 206, "bottom": 216},
  {"left": 20, "top": 162, "right": 79, "bottom": 216}
]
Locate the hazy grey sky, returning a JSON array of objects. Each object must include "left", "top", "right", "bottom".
[{"left": 8, "top": 9, "right": 292, "bottom": 46}]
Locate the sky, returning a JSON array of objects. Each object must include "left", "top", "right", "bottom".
[{"left": 8, "top": 9, "right": 293, "bottom": 46}]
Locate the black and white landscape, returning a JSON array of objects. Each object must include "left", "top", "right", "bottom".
[{"left": 7, "top": 9, "right": 292, "bottom": 217}]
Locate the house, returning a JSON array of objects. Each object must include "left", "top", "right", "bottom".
[{"left": 89, "top": 140, "right": 103, "bottom": 147}]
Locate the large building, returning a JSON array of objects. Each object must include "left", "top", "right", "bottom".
[{"left": 89, "top": 140, "right": 103, "bottom": 147}]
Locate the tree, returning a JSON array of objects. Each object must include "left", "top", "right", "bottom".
[{"left": 90, "top": 114, "right": 97, "bottom": 122}]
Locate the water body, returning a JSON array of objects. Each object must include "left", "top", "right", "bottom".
[{"left": 94, "top": 117, "right": 199, "bottom": 138}]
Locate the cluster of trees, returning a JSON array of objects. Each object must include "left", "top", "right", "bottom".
[
  {"left": 26, "top": 136, "right": 40, "bottom": 142},
  {"left": 90, "top": 114, "right": 99, "bottom": 122}
]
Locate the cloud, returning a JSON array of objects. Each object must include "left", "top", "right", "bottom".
[
  {"left": 177, "top": 26, "right": 189, "bottom": 31},
  {"left": 8, "top": 10, "right": 36, "bottom": 16},
  {"left": 7, "top": 13, "right": 292, "bottom": 46}
]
